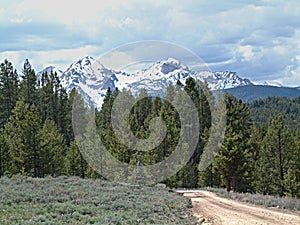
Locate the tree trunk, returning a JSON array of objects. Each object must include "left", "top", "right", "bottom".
[
  {"left": 278, "top": 130, "right": 284, "bottom": 197},
  {"left": 227, "top": 177, "right": 231, "bottom": 192}
]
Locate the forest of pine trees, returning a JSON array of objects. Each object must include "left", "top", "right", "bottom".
[{"left": 0, "top": 59, "right": 299, "bottom": 197}]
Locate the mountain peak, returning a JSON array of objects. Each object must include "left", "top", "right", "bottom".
[
  {"left": 69, "top": 56, "right": 96, "bottom": 69},
  {"left": 253, "top": 81, "right": 283, "bottom": 87},
  {"left": 36, "top": 66, "right": 63, "bottom": 80},
  {"left": 143, "top": 57, "right": 189, "bottom": 76},
  {"left": 64, "top": 56, "right": 106, "bottom": 79},
  {"left": 78, "top": 56, "right": 95, "bottom": 66},
  {"left": 38, "top": 56, "right": 260, "bottom": 109},
  {"left": 164, "top": 57, "right": 181, "bottom": 64}
]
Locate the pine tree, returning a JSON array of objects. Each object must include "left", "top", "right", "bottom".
[
  {"left": 57, "top": 88, "right": 73, "bottom": 146},
  {"left": 159, "top": 85, "right": 181, "bottom": 187},
  {"left": 256, "top": 114, "right": 296, "bottom": 196},
  {"left": 38, "top": 119, "right": 65, "bottom": 177},
  {"left": 69, "top": 89, "right": 90, "bottom": 178},
  {"left": 38, "top": 71, "right": 53, "bottom": 122},
  {"left": 198, "top": 128, "right": 222, "bottom": 188},
  {"left": 0, "top": 128, "right": 9, "bottom": 176},
  {"left": 20, "top": 59, "right": 37, "bottom": 105},
  {"left": 5, "top": 99, "right": 41, "bottom": 176},
  {"left": 0, "top": 59, "right": 19, "bottom": 127},
  {"left": 214, "top": 94, "right": 252, "bottom": 192},
  {"left": 175, "top": 78, "right": 211, "bottom": 188},
  {"left": 65, "top": 141, "right": 87, "bottom": 177}
]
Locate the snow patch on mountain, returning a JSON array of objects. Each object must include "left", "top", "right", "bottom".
[
  {"left": 36, "top": 66, "right": 64, "bottom": 80},
  {"left": 252, "top": 80, "right": 283, "bottom": 87},
  {"left": 60, "top": 56, "right": 121, "bottom": 107},
  {"left": 201, "top": 71, "right": 253, "bottom": 90},
  {"left": 38, "top": 57, "right": 254, "bottom": 109}
]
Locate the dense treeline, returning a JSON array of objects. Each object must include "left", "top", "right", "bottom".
[
  {"left": 0, "top": 59, "right": 88, "bottom": 178},
  {"left": 199, "top": 98, "right": 300, "bottom": 197},
  {"left": 95, "top": 78, "right": 211, "bottom": 187},
  {"left": 249, "top": 96, "right": 300, "bottom": 130},
  {"left": 0, "top": 59, "right": 299, "bottom": 198}
]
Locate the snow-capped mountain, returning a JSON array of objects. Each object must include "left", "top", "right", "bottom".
[
  {"left": 120, "top": 58, "right": 194, "bottom": 97},
  {"left": 37, "top": 66, "right": 63, "bottom": 80},
  {"left": 37, "top": 56, "right": 254, "bottom": 108},
  {"left": 252, "top": 80, "right": 283, "bottom": 87},
  {"left": 117, "top": 58, "right": 253, "bottom": 96},
  {"left": 60, "top": 56, "right": 122, "bottom": 107},
  {"left": 202, "top": 71, "right": 253, "bottom": 89}
]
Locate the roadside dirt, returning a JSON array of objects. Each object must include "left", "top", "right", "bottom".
[{"left": 178, "top": 190, "right": 300, "bottom": 225}]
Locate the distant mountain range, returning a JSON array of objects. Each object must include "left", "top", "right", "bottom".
[
  {"left": 224, "top": 85, "right": 300, "bottom": 103},
  {"left": 37, "top": 56, "right": 300, "bottom": 107}
]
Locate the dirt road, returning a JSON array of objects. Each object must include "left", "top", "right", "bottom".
[{"left": 179, "top": 190, "right": 300, "bottom": 225}]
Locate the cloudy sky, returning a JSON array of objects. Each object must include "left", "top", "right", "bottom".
[{"left": 1, "top": 0, "right": 300, "bottom": 86}]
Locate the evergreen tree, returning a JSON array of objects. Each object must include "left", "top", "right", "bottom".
[
  {"left": 198, "top": 128, "right": 222, "bottom": 188},
  {"left": 38, "top": 71, "right": 53, "bottom": 122},
  {"left": 5, "top": 99, "right": 41, "bottom": 176},
  {"left": 214, "top": 94, "right": 252, "bottom": 192},
  {"left": 68, "top": 89, "right": 91, "bottom": 178},
  {"left": 0, "top": 59, "right": 19, "bottom": 127},
  {"left": 38, "top": 70, "right": 72, "bottom": 145},
  {"left": 20, "top": 59, "right": 37, "bottom": 105},
  {"left": 256, "top": 114, "right": 296, "bottom": 196},
  {"left": 249, "top": 96, "right": 300, "bottom": 131},
  {"left": 38, "top": 119, "right": 65, "bottom": 177},
  {"left": 65, "top": 141, "right": 87, "bottom": 177},
  {"left": 247, "top": 124, "right": 265, "bottom": 191},
  {"left": 176, "top": 78, "right": 211, "bottom": 188},
  {"left": 57, "top": 88, "right": 73, "bottom": 146},
  {"left": 159, "top": 85, "right": 181, "bottom": 187},
  {"left": 0, "top": 128, "right": 9, "bottom": 176}
]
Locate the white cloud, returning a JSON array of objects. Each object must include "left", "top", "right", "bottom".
[
  {"left": 0, "top": 51, "right": 25, "bottom": 70},
  {"left": 273, "top": 46, "right": 288, "bottom": 55},
  {"left": 13, "top": 0, "right": 128, "bottom": 25},
  {"left": 0, "top": 45, "right": 104, "bottom": 73},
  {"left": 238, "top": 46, "right": 254, "bottom": 61},
  {"left": 274, "top": 65, "right": 300, "bottom": 87},
  {"left": 10, "top": 17, "right": 32, "bottom": 23},
  {"left": 99, "top": 51, "right": 136, "bottom": 71},
  {"left": 0, "top": 0, "right": 300, "bottom": 85}
]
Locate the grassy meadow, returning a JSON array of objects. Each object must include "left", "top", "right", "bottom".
[{"left": 0, "top": 176, "right": 197, "bottom": 225}]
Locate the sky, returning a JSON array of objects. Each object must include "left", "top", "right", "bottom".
[{"left": 0, "top": 0, "right": 300, "bottom": 86}]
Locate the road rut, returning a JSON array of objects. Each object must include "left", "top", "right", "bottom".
[{"left": 180, "top": 190, "right": 300, "bottom": 225}]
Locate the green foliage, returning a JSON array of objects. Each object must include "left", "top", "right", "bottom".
[
  {"left": 65, "top": 141, "right": 87, "bottom": 178},
  {"left": 38, "top": 71, "right": 73, "bottom": 146},
  {"left": 249, "top": 96, "right": 300, "bottom": 130},
  {"left": 255, "top": 114, "right": 298, "bottom": 197},
  {"left": 0, "top": 128, "right": 9, "bottom": 176},
  {"left": 0, "top": 58, "right": 299, "bottom": 199},
  {"left": 38, "top": 119, "right": 65, "bottom": 177},
  {"left": 0, "top": 59, "right": 73, "bottom": 178},
  {"left": 20, "top": 59, "right": 37, "bottom": 105},
  {"left": 213, "top": 94, "right": 252, "bottom": 192},
  {"left": 0, "top": 59, "right": 19, "bottom": 127},
  {"left": 4, "top": 100, "right": 41, "bottom": 177}
]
